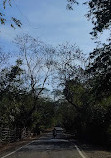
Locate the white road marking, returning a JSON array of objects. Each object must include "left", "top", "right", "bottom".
[
  {"left": 1, "top": 140, "right": 35, "bottom": 158},
  {"left": 1, "top": 139, "right": 87, "bottom": 158},
  {"left": 75, "top": 145, "right": 87, "bottom": 158}
]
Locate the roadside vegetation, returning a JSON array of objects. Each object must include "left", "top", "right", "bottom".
[{"left": 0, "top": 0, "right": 111, "bottom": 147}]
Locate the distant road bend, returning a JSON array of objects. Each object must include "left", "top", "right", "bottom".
[{"left": 1, "top": 127, "right": 87, "bottom": 158}]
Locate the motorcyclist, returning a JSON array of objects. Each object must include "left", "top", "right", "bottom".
[{"left": 53, "top": 128, "right": 57, "bottom": 138}]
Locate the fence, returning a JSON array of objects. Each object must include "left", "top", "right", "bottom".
[{"left": 0, "top": 127, "right": 31, "bottom": 145}]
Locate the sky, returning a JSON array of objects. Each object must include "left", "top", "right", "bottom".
[
  {"left": 0, "top": 0, "right": 109, "bottom": 93},
  {"left": 0, "top": 0, "right": 102, "bottom": 56}
]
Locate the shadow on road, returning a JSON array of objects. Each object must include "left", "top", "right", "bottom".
[{"left": 18, "top": 128, "right": 76, "bottom": 152}]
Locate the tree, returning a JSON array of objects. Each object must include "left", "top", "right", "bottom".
[
  {"left": 63, "top": 78, "right": 87, "bottom": 110},
  {"left": 63, "top": 0, "right": 111, "bottom": 144},
  {"left": 0, "top": 0, "right": 22, "bottom": 28},
  {"left": 67, "top": 0, "right": 111, "bottom": 38},
  {"left": 0, "top": 48, "right": 9, "bottom": 70},
  {"left": 66, "top": 0, "right": 79, "bottom": 10},
  {"left": 1, "top": 0, "right": 111, "bottom": 36},
  {"left": 32, "top": 97, "right": 55, "bottom": 131},
  {"left": 54, "top": 43, "right": 84, "bottom": 81},
  {"left": 0, "top": 0, "right": 78, "bottom": 29},
  {"left": 0, "top": 57, "right": 55, "bottom": 138},
  {"left": 53, "top": 43, "right": 85, "bottom": 108},
  {"left": 0, "top": 59, "right": 25, "bottom": 128},
  {"left": 85, "top": 0, "right": 111, "bottom": 37},
  {"left": 86, "top": 43, "right": 111, "bottom": 99},
  {"left": 15, "top": 34, "right": 54, "bottom": 121}
]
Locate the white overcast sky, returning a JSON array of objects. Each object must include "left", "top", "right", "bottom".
[{"left": 0, "top": 0, "right": 108, "bottom": 55}]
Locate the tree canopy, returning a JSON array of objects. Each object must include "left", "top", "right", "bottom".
[{"left": 67, "top": 0, "right": 111, "bottom": 37}]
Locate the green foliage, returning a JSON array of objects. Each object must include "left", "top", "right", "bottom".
[
  {"left": 86, "top": 0, "right": 111, "bottom": 37},
  {"left": 87, "top": 44, "right": 111, "bottom": 99},
  {"left": 68, "top": 0, "right": 111, "bottom": 38},
  {"left": 63, "top": 79, "right": 86, "bottom": 109},
  {"left": 0, "top": 59, "right": 55, "bottom": 137},
  {"left": 57, "top": 69, "right": 111, "bottom": 145},
  {"left": 32, "top": 98, "right": 55, "bottom": 132},
  {"left": 59, "top": 102, "right": 80, "bottom": 133}
]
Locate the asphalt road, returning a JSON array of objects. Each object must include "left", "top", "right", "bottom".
[{"left": 1, "top": 127, "right": 87, "bottom": 158}]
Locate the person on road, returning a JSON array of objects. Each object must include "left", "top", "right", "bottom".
[{"left": 53, "top": 128, "right": 57, "bottom": 139}]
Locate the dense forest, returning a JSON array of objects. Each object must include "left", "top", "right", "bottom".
[{"left": 0, "top": 0, "right": 111, "bottom": 146}]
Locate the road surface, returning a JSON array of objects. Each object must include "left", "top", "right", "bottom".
[{"left": 1, "top": 127, "right": 87, "bottom": 158}]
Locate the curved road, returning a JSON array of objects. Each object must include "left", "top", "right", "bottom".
[{"left": 1, "top": 127, "right": 87, "bottom": 158}]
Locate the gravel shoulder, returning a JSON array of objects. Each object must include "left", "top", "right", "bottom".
[
  {"left": 1, "top": 132, "right": 111, "bottom": 158},
  {"left": 78, "top": 143, "right": 111, "bottom": 158},
  {"left": 0, "top": 136, "right": 41, "bottom": 157}
]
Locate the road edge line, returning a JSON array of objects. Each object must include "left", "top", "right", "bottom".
[
  {"left": 1, "top": 140, "right": 35, "bottom": 158},
  {"left": 75, "top": 145, "right": 87, "bottom": 158}
]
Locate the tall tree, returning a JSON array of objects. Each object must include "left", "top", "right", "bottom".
[
  {"left": 86, "top": 43, "right": 111, "bottom": 99},
  {"left": 0, "top": 59, "right": 25, "bottom": 128},
  {"left": 54, "top": 43, "right": 84, "bottom": 83},
  {"left": 63, "top": 78, "right": 87, "bottom": 110},
  {"left": 15, "top": 34, "right": 54, "bottom": 118},
  {"left": 53, "top": 43, "right": 85, "bottom": 109}
]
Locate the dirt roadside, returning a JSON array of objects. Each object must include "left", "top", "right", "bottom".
[
  {"left": 1, "top": 132, "right": 111, "bottom": 158},
  {"left": 0, "top": 129, "right": 53, "bottom": 157},
  {"left": 0, "top": 135, "right": 42, "bottom": 157},
  {"left": 78, "top": 143, "right": 111, "bottom": 158}
]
